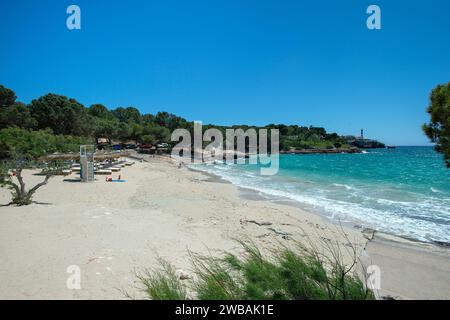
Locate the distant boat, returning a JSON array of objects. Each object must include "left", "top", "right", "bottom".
[{"left": 387, "top": 146, "right": 396, "bottom": 149}]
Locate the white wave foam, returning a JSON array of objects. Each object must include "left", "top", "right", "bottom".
[
  {"left": 332, "top": 183, "right": 354, "bottom": 190},
  {"left": 192, "top": 164, "right": 450, "bottom": 243}
]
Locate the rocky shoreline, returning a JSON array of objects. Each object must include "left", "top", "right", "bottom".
[{"left": 280, "top": 147, "right": 362, "bottom": 154}]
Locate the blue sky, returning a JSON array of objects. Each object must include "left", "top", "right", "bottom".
[{"left": 1, "top": 0, "right": 449, "bottom": 145}]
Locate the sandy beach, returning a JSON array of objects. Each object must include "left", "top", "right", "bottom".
[{"left": 0, "top": 155, "right": 449, "bottom": 300}]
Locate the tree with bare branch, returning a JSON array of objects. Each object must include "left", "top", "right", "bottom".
[{"left": 0, "top": 157, "right": 65, "bottom": 206}]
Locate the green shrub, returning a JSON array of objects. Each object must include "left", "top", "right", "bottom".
[
  {"left": 137, "top": 259, "right": 188, "bottom": 300},
  {"left": 138, "top": 241, "right": 374, "bottom": 300},
  {"left": 0, "top": 127, "right": 92, "bottom": 160}
]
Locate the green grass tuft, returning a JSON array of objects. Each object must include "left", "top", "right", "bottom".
[
  {"left": 139, "top": 241, "right": 374, "bottom": 300},
  {"left": 137, "top": 259, "right": 187, "bottom": 300}
]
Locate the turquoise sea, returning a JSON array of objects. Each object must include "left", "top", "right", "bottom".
[{"left": 194, "top": 147, "right": 450, "bottom": 244}]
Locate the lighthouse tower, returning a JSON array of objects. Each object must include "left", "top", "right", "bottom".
[{"left": 360, "top": 129, "right": 364, "bottom": 139}]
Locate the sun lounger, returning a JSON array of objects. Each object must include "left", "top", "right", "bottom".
[{"left": 95, "top": 169, "right": 112, "bottom": 175}]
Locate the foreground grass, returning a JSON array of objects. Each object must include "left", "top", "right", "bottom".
[{"left": 138, "top": 241, "right": 374, "bottom": 300}]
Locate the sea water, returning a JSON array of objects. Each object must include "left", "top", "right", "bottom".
[{"left": 193, "top": 147, "right": 450, "bottom": 244}]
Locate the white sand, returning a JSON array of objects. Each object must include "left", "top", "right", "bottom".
[
  {"left": 0, "top": 156, "right": 449, "bottom": 299},
  {"left": 363, "top": 233, "right": 450, "bottom": 299}
]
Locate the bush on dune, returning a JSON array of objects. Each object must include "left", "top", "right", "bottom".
[
  {"left": 138, "top": 240, "right": 374, "bottom": 300},
  {"left": 136, "top": 259, "right": 188, "bottom": 300}
]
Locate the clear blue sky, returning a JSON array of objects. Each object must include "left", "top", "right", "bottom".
[{"left": 1, "top": 0, "right": 449, "bottom": 145}]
